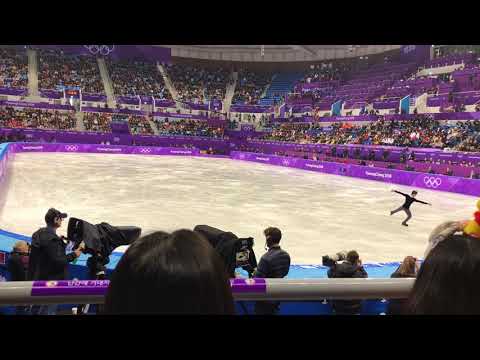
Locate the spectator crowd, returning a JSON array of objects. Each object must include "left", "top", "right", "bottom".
[
  {"left": 261, "top": 115, "right": 480, "bottom": 152},
  {"left": 155, "top": 118, "right": 225, "bottom": 138},
  {"left": 129, "top": 115, "right": 154, "bottom": 135},
  {"left": 168, "top": 63, "right": 231, "bottom": 103},
  {"left": 232, "top": 69, "right": 272, "bottom": 105},
  {"left": 0, "top": 107, "right": 76, "bottom": 130},
  {"left": 38, "top": 49, "right": 104, "bottom": 93},
  {"left": 106, "top": 59, "right": 171, "bottom": 99},
  {"left": 83, "top": 112, "right": 112, "bottom": 132},
  {"left": 0, "top": 48, "right": 28, "bottom": 88}
]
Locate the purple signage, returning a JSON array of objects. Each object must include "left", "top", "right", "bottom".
[
  {"left": 31, "top": 280, "right": 108, "bottom": 296},
  {"left": 230, "top": 278, "right": 267, "bottom": 293},
  {"left": 10, "top": 143, "right": 201, "bottom": 156},
  {"left": 33, "top": 45, "right": 171, "bottom": 63},
  {"left": 274, "top": 112, "right": 480, "bottom": 123},
  {"left": 0, "top": 87, "right": 27, "bottom": 96},
  {"left": 231, "top": 151, "right": 480, "bottom": 197},
  {"left": 0, "top": 100, "right": 74, "bottom": 111},
  {"left": 30, "top": 278, "right": 267, "bottom": 296}
]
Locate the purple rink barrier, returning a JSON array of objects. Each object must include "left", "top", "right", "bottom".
[
  {"left": 31, "top": 280, "right": 109, "bottom": 296},
  {"left": 0, "top": 100, "right": 74, "bottom": 111},
  {"left": 10, "top": 143, "right": 200, "bottom": 157},
  {"left": 231, "top": 152, "right": 480, "bottom": 197},
  {"left": 274, "top": 112, "right": 480, "bottom": 123},
  {"left": 245, "top": 140, "right": 480, "bottom": 165},
  {"left": 0, "top": 87, "right": 27, "bottom": 96},
  {"left": 30, "top": 278, "right": 266, "bottom": 297},
  {"left": 0, "top": 127, "right": 229, "bottom": 151}
]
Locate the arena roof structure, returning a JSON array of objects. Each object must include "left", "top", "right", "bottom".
[{"left": 160, "top": 45, "right": 402, "bottom": 62}]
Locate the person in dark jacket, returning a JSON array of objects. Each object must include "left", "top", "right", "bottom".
[
  {"left": 7, "top": 240, "right": 30, "bottom": 315},
  {"left": 28, "top": 208, "right": 83, "bottom": 315},
  {"left": 388, "top": 256, "right": 418, "bottom": 315},
  {"left": 253, "top": 227, "right": 290, "bottom": 315},
  {"left": 390, "top": 190, "right": 432, "bottom": 226},
  {"left": 327, "top": 250, "right": 368, "bottom": 315},
  {"left": 7, "top": 240, "right": 30, "bottom": 281}
]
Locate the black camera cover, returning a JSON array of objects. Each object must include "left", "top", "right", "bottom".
[
  {"left": 67, "top": 217, "right": 141, "bottom": 259},
  {"left": 194, "top": 225, "right": 257, "bottom": 277}
]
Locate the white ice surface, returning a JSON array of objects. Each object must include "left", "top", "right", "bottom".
[{"left": 0, "top": 153, "right": 475, "bottom": 263}]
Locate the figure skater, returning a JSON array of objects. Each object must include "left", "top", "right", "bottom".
[{"left": 390, "top": 190, "right": 431, "bottom": 226}]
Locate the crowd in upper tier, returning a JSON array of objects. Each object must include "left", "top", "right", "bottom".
[
  {"left": 167, "top": 63, "right": 231, "bottom": 103},
  {"left": 0, "top": 107, "right": 76, "bottom": 130},
  {"left": 261, "top": 115, "right": 480, "bottom": 153},
  {"left": 38, "top": 49, "right": 104, "bottom": 93},
  {"left": 232, "top": 69, "right": 272, "bottom": 105},
  {"left": 106, "top": 59, "right": 171, "bottom": 99},
  {"left": 0, "top": 48, "right": 28, "bottom": 88}
]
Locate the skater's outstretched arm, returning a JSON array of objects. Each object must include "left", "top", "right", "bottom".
[
  {"left": 391, "top": 190, "right": 407, "bottom": 196},
  {"left": 415, "top": 198, "right": 432, "bottom": 206}
]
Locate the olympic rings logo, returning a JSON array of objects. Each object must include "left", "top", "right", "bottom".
[
  {"left": 139, "top": 148, "right": 151, "bottom": 153},
  {"left": 84, "top": 45, "right": 115, "bottom": 56},
  {"left": 65, "top": 145, "right": 79, "bottom": 152},
  {"left": 423, "top": 176, "right": 442, "bottom": 188},
  {"left": 282, "top": 159, "right": 290, "bottom": 166}
]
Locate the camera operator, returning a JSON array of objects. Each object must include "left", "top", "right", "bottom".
[
  {"left": 253, "top": 227, "right": 290, "bottom": 315},
  {"left": 28, "top": 208, "right": 84, "bottom": 315},
  {"left": 326, "top": 250, "right": 368, "bottom": 315}
]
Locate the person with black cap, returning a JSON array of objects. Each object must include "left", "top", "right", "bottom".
[{"left": 28, "top": 208, "right": 83, "bottom": 315}]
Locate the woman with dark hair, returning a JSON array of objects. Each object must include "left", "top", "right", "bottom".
[
  {"left": 104, "top": 230, "right": 235, "bottom": 314},
  {"left": 387, "top": 256, "right": 418, "bottom": 315},
  {"left": 407, "top": 221, "right": 480, "bottom": 315}
]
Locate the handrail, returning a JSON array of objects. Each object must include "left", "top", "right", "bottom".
[{"left": 0, "top": 278, "right": 415, "bottom": 305}]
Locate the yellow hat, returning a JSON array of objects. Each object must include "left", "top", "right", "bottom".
[{"left": 464, "top": 199, "right": 480, "bottom": 238}]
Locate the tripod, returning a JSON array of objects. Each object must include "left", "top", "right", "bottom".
[{"left": 76, "top": 255, "right": 108, "bottom": 315}]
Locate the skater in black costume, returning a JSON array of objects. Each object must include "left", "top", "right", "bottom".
[{"left": 390, "top": 190, "right": 431, "bottom": 226}]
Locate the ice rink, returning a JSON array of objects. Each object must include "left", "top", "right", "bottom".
[{"left": 0, "top": 153, "right": 475, "bottom": 263}]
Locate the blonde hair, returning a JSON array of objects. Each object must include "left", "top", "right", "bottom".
[{"left": 13, "top": 240, "right": 29, "bottom": 252}]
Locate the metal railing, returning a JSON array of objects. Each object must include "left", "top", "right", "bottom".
[{"left": 0, "top": 278, "right": 415, "bottom": 306}]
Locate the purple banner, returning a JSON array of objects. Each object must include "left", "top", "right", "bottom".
[
  {"left": 117, "top": 96, "right": 139, "bottom": 105},
  {"left": 82, "top": 93, "right": 107, "bottom": 102},
  {"left": 40, "top": 89, "right": 63, "bottom": 99},
  {"left": 230, "top": 278, "right": 267, "bottom": 293},
  {"left": 0, "top": 100, "right": 74, "bottom": 111},
  {"left": 0, "top": 87, "right": 27, "bottom": 96},
  {"left": 400, "top": 45, "right": 431, "bottom": 64},
  {"left": 274, "top": 112, "right": 480, "bottom": 123},
  {"left": 30, "top": 278, "right": 266, "bottom": 297},
  {"left": 230, "top": 105, "right": 272, "bottom": 113},
  {"left": 210, "top": 99, "right": 223, "bottom": 111},
  {"left": 34, "top": 45, "right": 171, "bottom": 63},
  {"left": 155, "top": 99, "right": 176, "bottom": 108},
  {"left": 240, "top": 124, "right": 256, "bottom": 132},
  {"left": 31, "top": 280, "right": 108, "bottom": 296},
  {"left": 153, "top": 111, "right": 226, "bottom": 125},
  {"left": 10, "top": 143, "right": 201, "bottom": 156},
  {"left": 232, "top": 152, "right": 480, "bottom": 197},
  {"left": 246, "top": 140, "right": 480, "bottom": 165}
]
